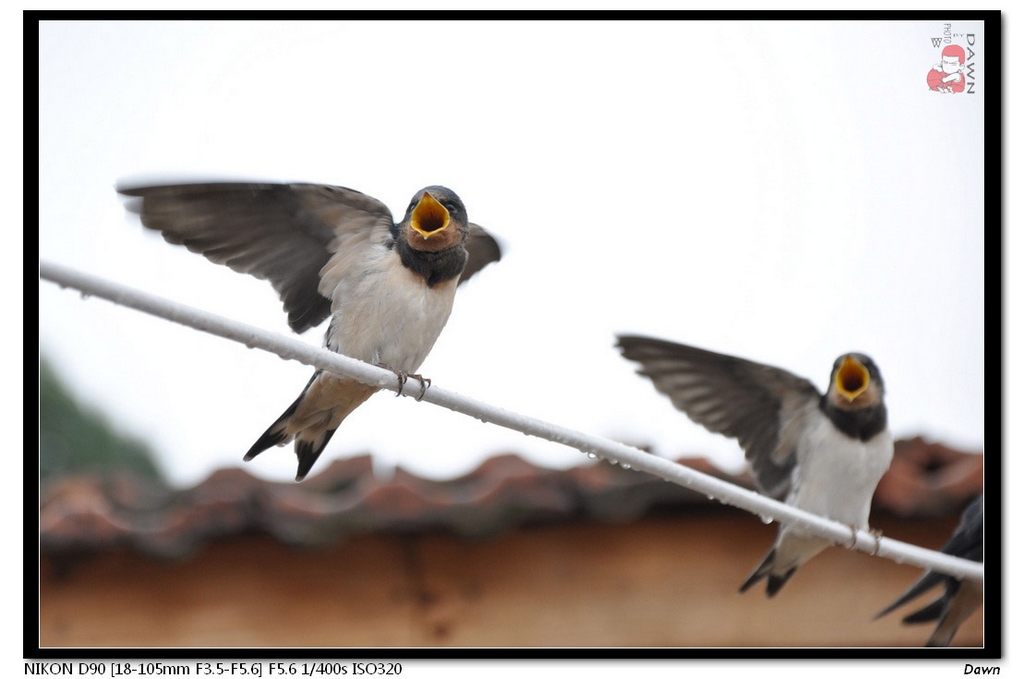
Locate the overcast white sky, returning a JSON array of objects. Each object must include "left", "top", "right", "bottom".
[{"left": 38, "top": 19, "right": 989, "bottom": 489}]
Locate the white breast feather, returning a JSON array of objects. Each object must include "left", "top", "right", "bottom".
[
  {"left": 321, "top": 245, "right": 458, "bottom": 373},
  {"left": 788, "top": 411, "right": 894, "bottom": 528}
]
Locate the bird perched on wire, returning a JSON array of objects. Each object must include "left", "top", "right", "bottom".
[
  {"left": 875, "top": 495, "right": 983, "bottom": 646},
  {"left": 120, "top": 182, "right": 501, "bottom": 481},
  {"left": 616, "top": 335, "right": 894, "bottom": 596}
]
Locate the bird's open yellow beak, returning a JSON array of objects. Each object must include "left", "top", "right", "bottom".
[
  {"left": 410, "top": 192, "right": 450, "bottom": 239},
  {"left": 835, "top": 355, "right": 870, "bottom": 402}
]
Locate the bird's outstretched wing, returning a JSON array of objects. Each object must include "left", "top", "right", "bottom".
[
  {"left": 616, "top": 335, "right": 822, "bottom": 498},
  {"left": 120, "top": 182, "right": 395, "bottom": 333},
  {"left": 462, "top": 224, "right": 502, "bottom": 284},
  {"left": 121, "top": 182, "right": 502, "bottom": 333}
]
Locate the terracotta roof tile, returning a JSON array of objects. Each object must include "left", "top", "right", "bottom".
[{"left": 39, "top": 438, "right": 982, "bottom": 558}]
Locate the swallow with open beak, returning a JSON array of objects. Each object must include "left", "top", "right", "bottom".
[
  {"left": 616, "top": 336, "right": 894, "bottom": 596},
  {"left": 120, "top": 182, "right": 501, "bottom": 480},
  {"left": 875, "top": 495, "right": 983, "bottom": 646}
]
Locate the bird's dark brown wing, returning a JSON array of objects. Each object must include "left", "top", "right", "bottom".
[
  {"left": 461, "top": 223, "right": 502, "bottom": 284},
  {"left": 616, "top": 335, "right": 822, "bottom": 498},
  {"left": 119, "top": 182, "right": 395, "bottom": 333}
]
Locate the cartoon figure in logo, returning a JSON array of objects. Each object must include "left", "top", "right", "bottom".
[{"left": 928, "top": 44, "right": 966, "bottom": 93}]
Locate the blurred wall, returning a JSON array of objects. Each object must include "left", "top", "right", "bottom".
[{"left": 39, "top": 510, "right": 982, "bottom": 648}]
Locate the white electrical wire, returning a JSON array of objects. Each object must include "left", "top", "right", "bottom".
[{"left": 39, "top": 260, "right": 984, "bottom": 583}]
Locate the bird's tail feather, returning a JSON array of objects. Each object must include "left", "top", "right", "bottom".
[
  {"left": 925, "top": 617, "right": 959, "bottom": 647},
  {"left": 739, "top": 549, "right": 774, "bottom": 593},
  {"left": 874, "top": 571, "right": 945, "bottom": 620},
  {"left": 901, "top": 598, "right": 946, "bottom": 625},
  {"left": 244, "top": 404, "right": 302, "bottom": 461},
  {"left": 295, "top": 430, "right": 339, "bottom": 482},
  {"left": 244, "top": 404, "right": 339, "bottom": 481},
  {"left": 243, "top": 374, "right": 317, "bottom": 462},
  {"left": 739, "top": 548, "right": 796, "bottom": 597},
  {"left": 243, "top": 371, "right": 376, "bottom": 481}
]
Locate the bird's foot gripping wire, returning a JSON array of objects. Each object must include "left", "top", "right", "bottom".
[
  {"left": 847, "top": 524, "right": 859, "bottom": 549},
  {"left": 385, "top": 367, "right": 431, "bottom": 401},
  {"left": 869, "top": 528, "right": 883, "bottom": 556},
  {"left": 841, "top": 525, "right": 881, "bottom": 553}
]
